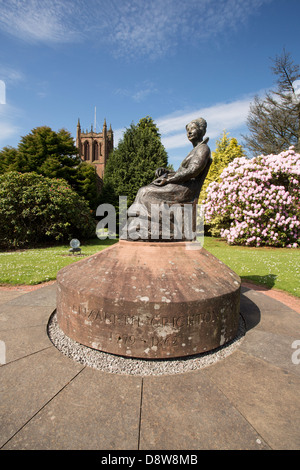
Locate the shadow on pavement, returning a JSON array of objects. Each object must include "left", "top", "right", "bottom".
[{"left": 240, "top": 286, "right": 261, "bottom": 331}]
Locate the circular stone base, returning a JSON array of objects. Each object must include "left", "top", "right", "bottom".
[
  {"left": 48, "top": 311, "right": 246, "bottom": 376},
  {"left": 56, "top": 241, "right": 241, "bottom": 359}
]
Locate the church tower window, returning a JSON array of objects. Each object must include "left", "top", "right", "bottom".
[
  {"left": 92, "top": 141, "right": 98, "bottom": 161},
  {"left": 84, "top": 141, "right": 89, "bottom": 160}
]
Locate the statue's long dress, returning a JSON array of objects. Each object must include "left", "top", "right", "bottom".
[{"left": 125, "top": 139, "right": 212, "bottom": 241}]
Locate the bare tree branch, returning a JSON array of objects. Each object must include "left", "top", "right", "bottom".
[{"left": 243, "top": 50, "right": 300, "bottom": 156}]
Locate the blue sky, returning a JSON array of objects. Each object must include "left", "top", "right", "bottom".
[{"left": 0, "top": 0, "right": 299, "bottom": 168}]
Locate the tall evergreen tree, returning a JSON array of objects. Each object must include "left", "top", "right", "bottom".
[
  {"left": 17, "top": 126, "right": 80, "bottom": 176},
  {"left": 199, "top": 131, "right": 245, "bottom": 204},
  {"left": 0, "top": 126, "right": 79, "bottom": 176},
  {"left": 0, "top": 146, "right": 24, "bottom": 173},
  {"left": 74, "top": 162, "right": 99, "bottom": 210},
  {"left": 101, "top": 116, "right": 168, "bottom": 210}
]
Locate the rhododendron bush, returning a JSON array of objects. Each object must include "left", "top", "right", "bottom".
[
  {"left": 0, "top": 172, "right": 96, "bottom": 249},
  {"left": 203, "top": 147, "right": 300, "bottom": 247}
]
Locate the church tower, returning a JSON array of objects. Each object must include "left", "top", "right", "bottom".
[{"left": 76, "top": 118, "right": 114, "bottom": 186}]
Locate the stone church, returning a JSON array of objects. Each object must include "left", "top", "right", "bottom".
[{"left": 76, "top": 118, "right": 114, "bottom": 186}]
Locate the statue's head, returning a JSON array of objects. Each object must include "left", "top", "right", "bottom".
[
  {"left": 186, "top": 118, "right": 207, "bottom": 138},
  {"left": 186, "top": 118, "right": 207, "bottom": 145}
]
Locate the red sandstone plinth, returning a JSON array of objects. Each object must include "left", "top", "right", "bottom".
[{"left": 56, "top": 240, "right": 241, "bottom": 359}]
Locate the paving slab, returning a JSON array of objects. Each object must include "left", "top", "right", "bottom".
[
  {"left": 239, "top": 328, "right": 300, "bottom": 376},
  {"left": 242, "top": 286, "right": 292, "bottom": 313},
  {"left": 250, "top": 305, "right": 300, "bottom": 338},
  {"left": 0, "top": 291, "right": 25, "bottom": 305},
  {"left": 0, "top": 347, "right": 84, "bottom": 448},
  {"left": 241, "top": 288, "right": 300, "bottom": 336},
  {"left": 0, "top": 325, "right": 51, "bottom": 364},
  {"left": 242, "top": 281, "right": 300, "bottom": 314},
  {"left": 0, "top": 304, "right": 54, "bottom": 331},
  {"left": 203, "top": 350, "right": 300, "bottom": 450},
  {"left": 5, "top": 285, "right": 56, "bottom": 308},
  {"left": 3, "top": 367, "right": 142, "bottom": 450},
  {"left": 139, "top": 371, "right": 270, "bottom": 450}
]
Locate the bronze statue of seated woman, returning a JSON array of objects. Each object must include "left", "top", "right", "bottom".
[{"left": 124, "top": 117, "right": 212, "bottom": 241}]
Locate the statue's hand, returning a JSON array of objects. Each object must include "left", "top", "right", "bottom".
[
  {"left": 155, "top": 168, "right": 169, "bottom": 178},
  {"left": 153, "top": 177, "right": 168, "bottom": 186}
]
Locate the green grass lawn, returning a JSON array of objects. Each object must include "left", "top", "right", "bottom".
[
  {"left": 0, "top": 239, "right": 118, "bottom": 286},
  {"left": 203, "top": 237, "right": 300, "bottom": 298},
  {"left": 0, "top": 237, "right": 299, "bottom": 298}
]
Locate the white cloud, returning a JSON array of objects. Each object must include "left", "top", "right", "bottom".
[
  {"left": 0, "top": 0, "right": 273, "bottom": 58},
  {"left": 102, "top": 0, "right": 274, "bottom": 59},
  {"left": 0, "top": 103, "right": 22, "bottom": 147},
  {"left": 113, "top": 128, "right": 126, "bottom": 146},
  {"left": 97, "top": 0, "right": 274, "bottom": 60},
  {"left": 0, "top": 0, "right": 82, "bottom": 44},
  {"left": 161, "top": 133, "right": 187, "bottom": 150},
  {"left": 115, "top": 80, "right": 158, "bottom": 102},
  {"left": 112, "top": 96, "right": 252, "bottom": 152},
  {"left": 0, "top": 66, "right": 24, "bottom": 85},
  {"left": 0, "top": 120, "right": 19, "bottom": 144},
  {"left": 157, "top": 98, "right": 252, "bottom": 149},
  {"left": 132, "top": 85, "right": 158, "bottom": 103}
]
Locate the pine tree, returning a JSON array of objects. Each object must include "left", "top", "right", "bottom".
[
  {"left": 0, "top": 146, "right": 24, "bottom": 173},
  {"left": 102, "top": 116, "right": 168, "bottom": 211},
  {"left": 74, "top": 162, "right": 99, "bottom": 210},
  {"left": 199, "top": 131, "right": 245, "bottom": 204},
  {"left": 18, "top": 126, "right": 80, "bottom": 176}
]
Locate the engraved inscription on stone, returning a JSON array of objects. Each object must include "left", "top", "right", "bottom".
[
  {"left": 72, "top": 304, "right": 214, "bottom": 328},
  {"left": 69, "top": 304, "right": 221, "bottom": 352}
]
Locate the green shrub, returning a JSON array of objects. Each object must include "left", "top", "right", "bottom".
[{"left": 0, "top": 172, "right": 96, "bottom": 248}]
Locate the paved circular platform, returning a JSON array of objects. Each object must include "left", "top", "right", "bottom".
[
  {"left": 56, "top": 241, "right": 242, "bottom": 359},
  {"left": 0, "top": 281, "right": 299, "bottom": 450}
]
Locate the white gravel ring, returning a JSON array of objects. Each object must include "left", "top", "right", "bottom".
[{"left": 47, "top": 311, "right": 246, "bottom": 376}]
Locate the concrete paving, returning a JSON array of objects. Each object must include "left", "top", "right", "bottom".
[{"left": 0, "top": 283, "right": 299, "bottom": 450}]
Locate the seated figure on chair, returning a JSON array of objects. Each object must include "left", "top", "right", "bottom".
[{"left": 124, "top": 117, "right": 212, "bottom": 241}]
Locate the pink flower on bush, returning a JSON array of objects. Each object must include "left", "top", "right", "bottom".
[{"left": 203, "top": 147, "right": 300, "bottom": 247}]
